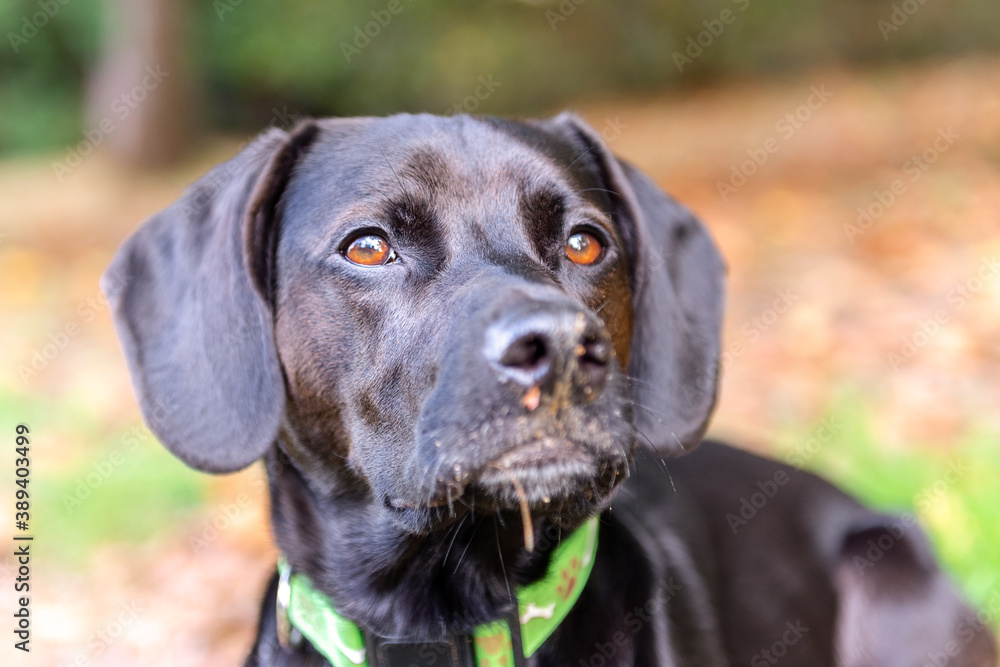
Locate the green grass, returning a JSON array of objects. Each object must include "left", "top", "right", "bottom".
[
  {"left": 33, "top": 439, "right": 207, "bottom": 564},
  {"left": 776, "top": 394, "right": 1000, "bottom": 612},
  {"left": 1, "top": 387, "right": 207, "bottom": 566}
]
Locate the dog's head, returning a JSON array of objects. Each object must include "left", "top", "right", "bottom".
[{"left": 103, "top": 114, "right": 725, "bottom": 535}]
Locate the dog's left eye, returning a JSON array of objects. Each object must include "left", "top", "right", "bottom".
[
  {"left": 344, "top": 234, "right": 397, "bottom": 266},
  {"left": 566, "top": 231, "right": 604, "bottom": 266}
]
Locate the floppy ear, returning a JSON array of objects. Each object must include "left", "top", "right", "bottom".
[
  {"left": 543, "top": 113, "right": 726, "bottom": 455},
  {"left": 101, "top": 122, "right": 320, "bottom": 473}
]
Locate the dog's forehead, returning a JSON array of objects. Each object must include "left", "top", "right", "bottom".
[{"left": 282, "top": 115, "right": 601, "bottom": 256}]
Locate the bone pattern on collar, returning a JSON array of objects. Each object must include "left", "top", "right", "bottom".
[{"left": 277, "top": 516, "right": 600, "bottom": 667}]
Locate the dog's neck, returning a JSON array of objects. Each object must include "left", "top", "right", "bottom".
[{"left": 266, "top": 448, "right": 568, "bottom": 641}]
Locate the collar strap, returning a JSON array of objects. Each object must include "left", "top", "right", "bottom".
[{"left": 277, "top": 516, "right": 599, "bottom": 667}]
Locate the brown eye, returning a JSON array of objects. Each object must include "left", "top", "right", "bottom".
[
  {"left": 566, "top": 231, "right": 603, "bottom": 265},
  {"left": 345, "top": 234, "right": 394, "bottom": 266}
]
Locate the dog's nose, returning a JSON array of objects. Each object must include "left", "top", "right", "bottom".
[{"left": 485, "top": 306, "right": 612, "bottom": 403}]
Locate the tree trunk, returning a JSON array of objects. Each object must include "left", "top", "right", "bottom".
[{"left": 86, "top": 0, "right": 193, "bottom": 167}]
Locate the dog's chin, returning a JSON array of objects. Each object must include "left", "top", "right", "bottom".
[
  {"left": 469, "top": 440, "right": 626, "bottom": 512},
  {"left": 385, "top": 440, "right": 630, "bottom": 535}
]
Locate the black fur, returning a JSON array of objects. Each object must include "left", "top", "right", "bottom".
[{"left": 104, "top": 113, "right": 997, "bottom": 667}]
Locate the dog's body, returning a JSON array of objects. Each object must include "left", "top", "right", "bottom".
[
  {"left": 103, "top": 114, "right": 997, "bottom": 666},
  {"left": 248, "top": 440, "right": 997, "bottom": 667}
]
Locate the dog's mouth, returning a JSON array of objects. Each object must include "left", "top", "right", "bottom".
[
  {"left": 473, "top": 439, "right": 616, "bottom": 506},
  {"left": 388, "top": 438, "right": 629, "bottom": 525}
]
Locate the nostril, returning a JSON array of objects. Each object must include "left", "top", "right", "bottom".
[
  {"left": 579, "top": 335, "right": 611, "bottom": 368},
  {"left": 500, "top": 334, "right": 550, "bottom": 371},
  {"left": 485, "top": 308, "right": 613, "bottom": 398},
  {"left": 575, "top": 331, "right": 612, "bottom": 403}
]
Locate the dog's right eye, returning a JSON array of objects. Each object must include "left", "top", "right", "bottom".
[
  {"left": 344, "top": 234, "right": 396, "bottom": 266},
  {"left": 566, "top": 230, "right": 604, "bottom": 266}
]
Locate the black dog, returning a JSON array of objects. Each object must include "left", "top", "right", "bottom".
[{"left": 103, "top": 114, "right": 997, "bottom": 666}]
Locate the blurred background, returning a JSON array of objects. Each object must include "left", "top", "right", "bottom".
[{"left": 1, "top": 0, "right": 999, "bottom": 664}]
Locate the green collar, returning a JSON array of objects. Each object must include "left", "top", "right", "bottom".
[{"left": 277, "top": 516, "right": 599, "bottom": 667}]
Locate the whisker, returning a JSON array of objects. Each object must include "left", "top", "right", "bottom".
[
  {"left": 454, "top": 518, "right": 481, "bottom": 574},
  {"left": 633, "top": 425, "right": 679, "bottom": 495},
  {"left": 566, "top": 146, "right": 595, "bottom": 171},
  {"left": 442, "top": 515, "right": 468, "bottom": 566},
  {"left": 632, "top": 426, "right": 668, "bottom": 472},
  {"left": 377, "top": 141, "right": 406, "bottom": 193},
  {"left": 663, "top": 459, "right": 677, "bottom": 495},
  {"left": 618, "top": 375, "right": 673, "bottom": 395},
  {"left": 577, "top": 187, "right": 621, "bottom": 197},
  {"left": 494, "top": 513, "right": 513, "bottom": 601},
  {"left": 670, "top": 430, "right": 693, "bottom": 456},
  {"left": 620, "top": 373, "right": 714, "bottom": 398},
  {"left": 422, "top": 456, "right": 449, "bottom": 508},
  {"left": 629, "top": 456, "right": 641, "bottom": 514},
  {"left": 625, "top": 400, "right": 669, "bottom": 425}
]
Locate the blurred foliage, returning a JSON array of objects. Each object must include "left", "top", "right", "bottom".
[
  {"left": 2, "top": 0, "right": 1000, "bottom": 154},
  {"left": 778, "top": 393, "right": 1000, "bottom": 615},
  {"left": 0, "top": 388, "right": 207, "bottom": 566},
  {"left": 34, "top": 442, "right": 206, "bottom": 565},
  {"left": 0, "top": 0, "right": 101, "bottom": 153}
]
